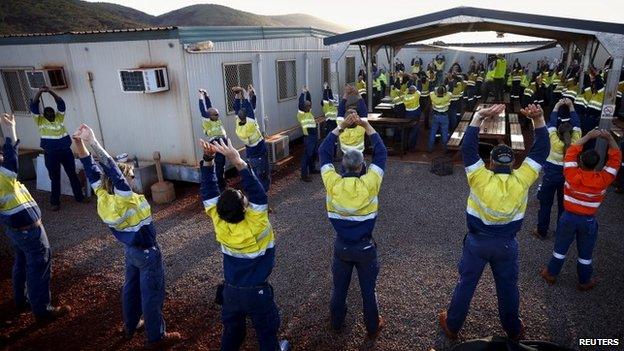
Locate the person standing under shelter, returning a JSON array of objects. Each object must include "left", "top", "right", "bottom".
[
  {"left": 319, "top": 113, "right": 387, "bottom": 340},
  {"left": 439, "top": 104, "right": 549, "bottom": 341},
  {"left": 492, "top": 54, "right": 507, "bottom": 102},
  {"left": 428, "top": 86, "right": 453, "bottom": 153},
  {"left": 30, "top": 87, "right": 85, "bottom": 211}
]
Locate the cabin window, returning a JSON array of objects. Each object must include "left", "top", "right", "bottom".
[
  {"left": 1, "top": 69, "right": 32, "bottom": 113},
  {"left": 322, "top": 57, "right": 331, "bottom": 87},
  {"left": 222, "top": 62, "right": 253, "bottom": 114},
  {"left": 277, "top": 59, "right": 297, "bottom": 102}
]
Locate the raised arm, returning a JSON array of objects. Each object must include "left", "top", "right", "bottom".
[
  {"left": 75, "top": 124, "right": 132, "bottom": 194},
  {"left": 73, "top": 136, "right": 104, "bottom": 188},
  {"left": 47, "top": 89, "right": 66, "bottom": 113},
  {"left": 211, "top": 138, "right": 267, "bottom": 206},
  {"left": 198, "top": 140, "right": 221, "bottom": 208},
  {"left": 298, "top": 91, "right": 307, "bottom": 111},
  {"left": 521, "top": 104, "right": 549, "bottom": 166},
  {"left": 198, "top": 90, "right": 211, "bottom": 118},
  {"left": 356, "top": 97, "right": 368, "bottom": 117}
]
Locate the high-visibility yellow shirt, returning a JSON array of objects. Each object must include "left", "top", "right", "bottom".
[
  {"left": 493, "top": 58, "right": 507, "bottom": 79},
  {"left": 547, "top": 126, "right": 581, "bottom": 166},
  {"left": 202, "top": 119, "right": 227, "bottom": 139},
  {"left": 356, "top": 81, "right": 367, "bottom": 95},
  {"left": 403, "top": 91, "right": 421, "bottom": 111},
  {"left": 235, "top": 118, "right": 263, "bottom": 147},
  {"left": 430, "top": 93, "right": 452, "bottom": 113},
  {"left": 323, "top": 100, "right": 338, "bottom": 121},
  {"left": 297, "top": 110, "right": 316, "bottom": 136}
]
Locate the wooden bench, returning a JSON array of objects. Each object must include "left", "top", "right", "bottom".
[
  {"left": 461, "top": 112, "right": 473, "bottom": 121},
  {"left": 447, "top": 121, "right": 470, "bottom": 150},
  {"left": 509, "top": 123, "right": 525, "bottom": 151}
]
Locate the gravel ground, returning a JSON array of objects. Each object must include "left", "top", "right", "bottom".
[{"left": 1, "top": 159, "right": 623, "bottom": 351}]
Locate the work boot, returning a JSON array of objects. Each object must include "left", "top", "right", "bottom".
[
  {"left": 531, "top": 229, "right": 547, "bottom": 240},
  {"left": 540, "top": 267, "right": 556, "bottom": 285},
  {"left": 438, "top": 310, "right": 459, "bottom": 340},
  {"left": 366, "top": 315, "right": 385, "bottom": 340},
  {"left": 36, "top": 305, "right": 71, "bottom": 323},
  {"left": 50, "top": 205, "right": 60, "bottom": 212},
  {"left": 147, "top": 332, "right": 182, "bottom": 349},
  {"left": 300, "top": 174, "right": 312, "bottom": 182},
  {"left": 577, "top": 279, "right": 598, "bottom": 292},
  {"left": 507, "top": 319, "right": 525, "bottom": 341}
]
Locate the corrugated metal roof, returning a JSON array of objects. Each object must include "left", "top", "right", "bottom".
[
  {"left": 177, "top": 26, "right": 335, "bottom": 43},
  {"left": 0, "top": 26, "right": 177, "bottom": 38},
  {"left": 324, "top": 7, "right": 624, "bottom": 46},
  {"left": 0, "top": 26, "right": 335, "bottom": 46}
]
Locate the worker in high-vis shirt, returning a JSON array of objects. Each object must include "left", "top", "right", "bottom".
[
  {"left": 534, "top": 98, "right": 581, "bottom": 239},
  {"left": 233, "top": 86, "right": 270, "bottom": 192},
  {"left": 73, "top": 124, "right": 180, "bottom": 347},
  {"left": 421, "top": 71, "right": 434, "bottom": 130},
  {"left": 540, "top": 129, "right": 621, "bottom": 291},
  {"left": 439, "top": 104, "right": 549, "bottom": 341},
  {"left": 403, "top": 85, "right": 421, "bottom": 151},
  {"left": 428, "top": 86, "right": 453, "bottom": 152},
  {"left": 492, "top": 54, "right": 507, "bottom": 101},
  {"left": 199, "top": 138, "right": 290, "bottom": 351},
  {"left": 448, "top": 75, "right": 465, "bottom": 133},
  {"left": 581, "top": 77, "right": 605, "bottom": 136},
  {"left": 199, "top": 89, "right": 228, "bottom": 191},
  {"left": 319, "top": 113, "right": 387, "bottom": 340},
  {"left": 322, "top": 82, "right": 338, "bottom": 136},
  {"left": 298, "top": 87, "right": 318, "bottom": 182},
  {"left": 356, "top": 75, "right": 367, "bottom": 103},
  {"left": 30, "top": 87, "right": 85, "bottom": 211},
  {"left": 0, "top": 113, "right": 71, "bottom": 323}
]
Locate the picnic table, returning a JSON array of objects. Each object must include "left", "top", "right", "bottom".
[
  {"left": 447, "top": 105, "right": 525, "bottom": 151},
  {"left": 367, "top": 113, "right": 418, "bottom": 156},
  {"left": 475, "top": 103, "right": 506, "bottom": 140}
]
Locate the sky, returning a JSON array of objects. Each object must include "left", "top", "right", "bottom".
[{"left": 86, "top": 0, "right": 624, "bottom": 43}]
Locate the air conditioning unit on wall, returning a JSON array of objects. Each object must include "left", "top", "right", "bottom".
[
  {"left": 26, "top": 68, "right": 67, "bottom": 89},
  {"left": 266, "top": 134, "right": 289, "bottom": 164},
  {"left": 118, "top": 67, "right": 169, "bottom": 93}
]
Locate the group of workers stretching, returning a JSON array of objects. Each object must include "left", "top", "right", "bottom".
[{"left": 0, "top": 59, "right": 621, "bottom": 351}]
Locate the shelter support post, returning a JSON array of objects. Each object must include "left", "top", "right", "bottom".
[
  {"left": 388, "top": 46, "right": 396, "bottom": 96},
  {"left": 578, "top": 39, "right": 594, "bottom": 91},
  {"left": 594, "top": 33, "right": 624, "bottom": 164},
  {"left": 366, "top": 45, "right": 373, "bottom": 109},
  {"left": 329, "top": 42, "right": 350, "bottom": 105},
  {"left": 564, "top": 42, "right": 574, "bottom": 70}
]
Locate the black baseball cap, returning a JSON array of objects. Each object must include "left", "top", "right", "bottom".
[{"left": 491, "top": 144, "right": 514, "bottom": 165}]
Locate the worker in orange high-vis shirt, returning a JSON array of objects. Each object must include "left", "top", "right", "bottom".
[{"left": 541, "top": 129, "right": 621, "bottom": 291}]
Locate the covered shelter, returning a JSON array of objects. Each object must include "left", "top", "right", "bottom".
[{"left": 324, "top": 6, "right": 624, "bottom": 153}]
